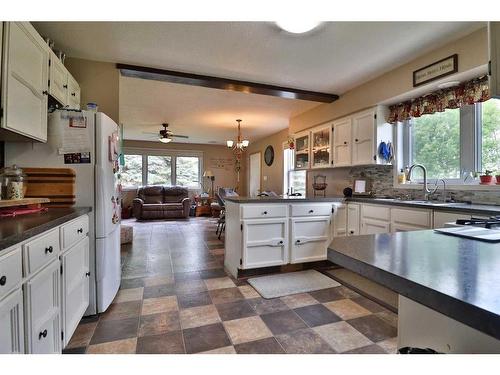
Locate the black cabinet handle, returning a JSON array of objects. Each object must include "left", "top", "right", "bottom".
[
  {"left": 85, "top": 272, "right": 91, "bottom": 277},
  {"left": 45, "top": 246, "right": 53, "bottom": 254},
  {"left": 0, "top": 276, "right": 6, "bottom": 286},
  {"left": 262, "top": 211, "right": 268, "bottom": 215},
  {"left": 71, "top": 93, "right": 76, "bottom": 96},
  {"left": 77, "top": 228, "right": 83, "bottom": 234},
  {"left": 309, "top": 209, "right": 314, "bottom": 213},
  {"left": 278, "top": 240, "right": 283, "bottom": 245},
  {"left": 42, "top": 90, "right": 48, "bottom": 96},
  {"left": 350, "top": 231, "right": 354, "bottom": 234},
  {"left": 38, "top": 329, "right": 48, "bottom": 340},
  {"left": 296, "top": 239, "right": 301, "bottom": 244},
  {"left": 355, "top": 138, "right": 359, "bottom": 142},
  {"left": 63, "top": 84, "right": 68, "bottom": 89},
  {"left": 343, "top": 141, "right": 347, "bottom": 145}
]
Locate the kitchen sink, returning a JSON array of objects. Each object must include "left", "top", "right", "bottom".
[{"left": 373, "top": 198, "right": 468, "bottom": 207}]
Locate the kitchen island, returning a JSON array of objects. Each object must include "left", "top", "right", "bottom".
[{"left": 328, "top": 231, "right": 500, "bottom": 353}]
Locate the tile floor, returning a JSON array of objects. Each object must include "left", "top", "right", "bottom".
[{"left": 63, "top": 217, "right": 398, "bottom": 354}]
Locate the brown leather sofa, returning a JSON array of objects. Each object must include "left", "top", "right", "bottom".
[{"left": 133, "top": 185, "right": 191, "bottom": 220}]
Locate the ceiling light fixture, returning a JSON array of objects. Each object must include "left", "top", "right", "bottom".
[
  {"left": 276, "top": 21, "right": 321, "bottom": 34},
  {"left": 226, "top": 119, "right": 249, "bottom": 153},
  {"left": 159, "top": 135, "right": 172, "bottom": 143}
]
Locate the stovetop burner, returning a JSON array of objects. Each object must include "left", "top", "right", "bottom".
[{"left": 456, "top": 216, "right": 500, "bottom": 229}]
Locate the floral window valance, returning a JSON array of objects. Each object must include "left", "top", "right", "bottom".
[{"left": 387, "top": 75, "right": 490, "bottom": 124}]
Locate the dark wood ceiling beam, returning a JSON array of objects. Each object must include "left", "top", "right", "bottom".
[{"left": 116, "top": 63, "right": 339, "bottom": 103}]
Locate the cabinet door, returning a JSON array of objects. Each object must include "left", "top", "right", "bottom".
[
  {"left": 25, "top": 260, "right": 61, "bottom": 354},
  {"left": 352, "top": 110, "right": 375, "bottom": 165},
  {"left": 332, "top": 204, "right": 347, "bottom": 237},
  {"left": 48, "top": 51, "right": 68, "bottom": 106},
  {"left": 0, "top": 289, "right": 24, "bottom": 354},
  {"left": 1, "top": 22, "right": 49, "bottom": 141},
  {"left": 66, "top": 74, "right": 80, "bottom": 109},
  {"left": 311, "top": 125, "right": 332, "bottom": 168},
  {"left": 61, "top": 237, "right": 89, "bottom": 348},
  {"left": 333, "top": 117, "right": 352, "bottom": 167},
  {"left": 242, "top": 219, "right": 288, "bottom": 269},
  {"left": 361, "top": 218, "right": 391, "bottom": 234},
  {"left": 290, "top": 217, "right": 330, "bottom": 263},
  {"left": 347, "top": 203, "right": 360, "bottom": 236},
  {"left": 433, "top": 211, "right": 471, "bottom": 229},
  {"left": 294, "top": 131, "right": 310, "bottom": 169}
]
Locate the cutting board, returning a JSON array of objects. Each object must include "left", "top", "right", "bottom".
[{"left": 23, "top": 168, "right": 76, "bottom": 207}]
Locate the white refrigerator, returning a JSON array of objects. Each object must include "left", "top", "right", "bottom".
[{"left": 5, "top": 110, "right": 122, "bottom": 315}]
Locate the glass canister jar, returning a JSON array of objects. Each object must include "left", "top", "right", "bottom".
[{"left": 1, "top": 165, "right": 27, "bottom": 200}]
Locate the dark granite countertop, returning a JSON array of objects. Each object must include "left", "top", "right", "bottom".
[
  {"left": 328, "top": 231, "right": 500, "bottom": 339},
  {"left": 0, "top": 207, "right": 92, "bottom": 252},
  {"left": 224, "top": 196, "right": 500, "bottom": 216}
]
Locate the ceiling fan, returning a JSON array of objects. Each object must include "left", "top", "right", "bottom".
[{"left": 141, "top": 123, "right": 189, "bottom": 143}]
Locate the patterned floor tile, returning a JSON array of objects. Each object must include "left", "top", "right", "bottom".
[
  {"left": 237, "top": 285, "right": 260, "bottom": 299},
  {"left": 276, "top": 328, "right": 335, "bottom": 354},
  {"left": 183, "top": 323, "right": 232, "bottom": 353},
  {"left": 347, "top": 315, "right": 397, "bottom": 342},
  {"left": 143, "top": 275, "right": 175, "bottom": 287},
  {"left": 375, "top": 310, "right": 398, "bottom": 328},
  {"left": 90, "top": 318, "right": 139, "bottom": 345},
  {"left": 177, "top": 291, "right": 213, "bottom": 309},
  {"left": 87, "top": 338, "right": 138, "bottom": 354},
  {"left": 66, "top": 322, "right": 98, "bottom": 349},
  {"left": 377, "top": 337, "right": 399, "bottom": 354},
  {"left": 199, "top": 269, "right": 228, "bottom": 279},
  {"left": 141, "top": 296, "right": 178, "bottom": 316},
  {"left": 247, "top": 297, "right": 289, "bottom": 315},
  {"left": 136, "top": 331, "right": 185, "bottom": 354},
  {"left": 223, "top": 316, "right": 273, "bottom": 345},
  {"left": 120, "top": 278, "right": 144, "bottom": 290},
  {"left": 199, "top": 346, "right": 236, "bottom": 354},
  {"left": 352, "top": 296, "right": 387, "bottom": 313},
  {"left": 293, "top": 304, "right": 342, "bottom": 327},
  {"left": 174, "top": 279, "right": 208, "bottom": 295},
  {"left": 314, "top": 321, "right": 373, "bottom": 353},
  {"left": 204, "top": 277, "right": 236, "bottom": 290},
  {"left": 280, "top": 293, "right": 318, "bottom": 309},
  {"left": 309, "top": 287, "right": 348, "bottom": 303},
  {"left": 180, "top": 304, "right": 221, "bottom": 329},
  {"left": 143, "top": 284, "right": 176, "bottom": 299},
  {"left": 100, "top": 301, "right": 142, "bottom": 321},
  {"left": 209, "top": 287, "right": 245, "bottom": 305},
  {"left": 260, "top": 310, "right": 308, "bottom": 335},
  {"left": 114, "top": 287, "right": 144, "bottom": 303},
  {"left": 215, "top": 300, "right": 257, "bottom": 321},
  {"left": 344, "top": 344, "right": 386, "bottom": 354},
  {"left": 324, "top": 299, "right": 372, "bottom": 320},
  {"left": 234, "top": 337, "right": 285, "bottom": 354},
  {"left": 138, "top": 311, "right": 181, "bottom": 337}
]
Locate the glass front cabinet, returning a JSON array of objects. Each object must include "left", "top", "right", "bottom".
[
  {"left": 311, "top": 124, "right": 332, "bottom": 168},
  {"left": 294, "top": 131, "right": 310, "bottom": 169}
]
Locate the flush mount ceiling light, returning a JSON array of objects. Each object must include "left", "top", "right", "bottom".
[
  {"left": 437, "top": 80, "right": 461, "bottom": 89},
  {"left": 276, "top": 20, "right": 321, "bottom": 34}
]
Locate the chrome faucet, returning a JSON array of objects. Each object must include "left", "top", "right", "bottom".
[{"left": 407, "top": 164, "right": 438, "bottom": 200}]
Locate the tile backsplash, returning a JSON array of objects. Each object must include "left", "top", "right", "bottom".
[{"left": 307, "top": 165, "right": 500, "bottom": 205}]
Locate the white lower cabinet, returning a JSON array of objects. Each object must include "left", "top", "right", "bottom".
[
  {"left": 360, "top": 204, "right": 391, "bottom": 234},
  {"left": 347, "top": 203, "right": 360, "bottom": 236},
  {"left": 391, "top": 208, "right": 432, "bottom": 232},
  {"left": 0, "top": 288, "right": 24, "bottom": 353},
  {"left": 290, "top": 216, "right": 330, "bottom": 263},
  {"left": 242, "top": 219, "right": 288, "bottom": 269},
  {"left": 361, "top": 218, "right": 391, "bottom": 234},
  {"left": 61, "top": 237, "right": 89, "bottom": 347},
  {"left": 25, "top": 260, "right": 61, "bottom": 354},
  {"left": 332, "top": 204, "right": 347, "bottom": 237}
]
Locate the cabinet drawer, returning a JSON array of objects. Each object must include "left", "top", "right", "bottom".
[
  {"left": 61, "top": 215, "right": 89, "bottom": 250},
  {"left": 291, "top": 203, "right": 332, "bottom": 217},
  {"left": 23, "top": 229, "right": 60, "bottom": 276},
  {"left": 361, "top": 204, "right": 390, "bottom": 221},
  {"left": 392, "top": 208, "right": 431, "bottom": 228},
  {"left": 241, "top": 205, "right": 287, "bottom": 219},
  {"left": 0, "top": 247, "right": 22, "bottom": 301}
]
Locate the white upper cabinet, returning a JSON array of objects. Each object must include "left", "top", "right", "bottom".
[
  {"left": 311, "top": 124, "right": 332, "bottom": 168},
  {"left": 1, "top": 22, "right": 50, "bottom": 142},
  {"left": 332, "top": 116, "right": 352, "bottom": 167},
  {"left": 352, "top": 109, "right": 376, "bottom": 165},
  {"left": 66, "top": 73, "right": 80, "bottom": 109},
  {"left": 48, "top": 50, "right": 68, "bottom": 106},
  {"left": 294, "top": 130, "right": 310, "bottom": 169}
]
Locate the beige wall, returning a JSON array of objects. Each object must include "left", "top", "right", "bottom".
[
  {"left": 65, "top": 57, "right": 120, "bottom": 124},
  {"left": 290, "top": 28, "right": 488, "bottom": 133},
  {"left": 245, "top": 128, "right": 289, "bottom": 195},
  {"left": 123, "top": 139, "right": 244, "bottom": 194}
]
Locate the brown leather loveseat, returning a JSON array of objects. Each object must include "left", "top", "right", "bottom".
[{"left": 133, "top": 185, "right": 191, "bottom": 220}]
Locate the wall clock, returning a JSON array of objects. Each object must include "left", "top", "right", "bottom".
[{"left": 264, "top": 145, "right": 274, "bottom": 166}]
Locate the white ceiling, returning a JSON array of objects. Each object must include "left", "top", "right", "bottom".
[
  {"left": 32, "top": 21, "right": 486, "bottom": 143},
  {"left": 119, "top": 76, "right": 319, "bottom": 143}
]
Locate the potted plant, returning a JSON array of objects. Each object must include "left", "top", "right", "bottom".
[{"left": 479, "top": 170, "right": 494, "bottom": 184}]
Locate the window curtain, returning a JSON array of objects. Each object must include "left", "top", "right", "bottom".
[{"left": 387, "top": 75, "right": 490, "bottom": 124}]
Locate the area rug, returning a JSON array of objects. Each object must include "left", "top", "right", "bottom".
[{"left": 247, "top": 270, "right": 340, "bottom": 299}]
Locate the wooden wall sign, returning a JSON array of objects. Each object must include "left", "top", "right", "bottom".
[{"left": 413, "top": 54, "right": 458, "bottom": 87}]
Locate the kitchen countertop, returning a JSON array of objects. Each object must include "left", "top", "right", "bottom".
[
  {"left": 328, "top": 231, "right": 500, "bottom": 340},
  {"left": 224, "top": 196, "right": 500, "bottom": 216},
  {"left": 0, "top": 207, "right": 92, "bottom": 252}
]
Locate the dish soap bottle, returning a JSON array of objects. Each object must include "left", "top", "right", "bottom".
[{"left": 398, "top": 168, "right": 406, "bottom": 184}]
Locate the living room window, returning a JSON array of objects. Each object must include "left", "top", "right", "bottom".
[
  {"left": 399, "top": 98, "right": 500, "bottom": 184},
  {"left": 121, "top": 149, "right": 203, "bottom": 189}
]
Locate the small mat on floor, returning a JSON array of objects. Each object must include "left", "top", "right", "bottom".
[{"left": 248, "top": 270, "right": 340, "bottom": 299}]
